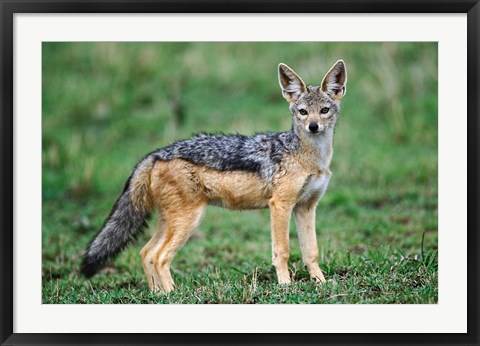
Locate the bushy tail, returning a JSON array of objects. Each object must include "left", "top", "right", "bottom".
[{"left": 81, "top": 156, "right": 155, "bottom": 278}]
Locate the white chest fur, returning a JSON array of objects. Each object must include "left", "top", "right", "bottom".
[{"left": 298, "top": 172, "right": 331, "bottom": 204}]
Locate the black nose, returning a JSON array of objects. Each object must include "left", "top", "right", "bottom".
[{"left": 308, "top": 123, "right": 319, "bottom": 132}]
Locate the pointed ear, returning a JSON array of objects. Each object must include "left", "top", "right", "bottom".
[
  {"left": 321, "top": 60, "right": 347, "bottom": 100},
  {"left": 278, "top": 63, "right": 307, "bottom": 103}
]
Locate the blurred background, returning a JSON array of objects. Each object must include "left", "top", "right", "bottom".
[{"left": 42, "top": 42, "right": 438, "bottom": 304}]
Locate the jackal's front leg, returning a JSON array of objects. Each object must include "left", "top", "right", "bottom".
[
  {"left": 269, "top": 198, "right": 293, "bottom": 284},
  {"left": 294, "top": 204, "right": 326, "bottom": 283}
]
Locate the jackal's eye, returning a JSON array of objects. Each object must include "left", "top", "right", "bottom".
[
  {"left": 321, "top": 107, "right": 330, "bottom": 114},
  {"left": 299, "top": 109, "right": 308, "bottom": 115}
]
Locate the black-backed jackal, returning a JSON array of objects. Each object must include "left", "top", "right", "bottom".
[{"left": 81, "top": 61, "right": 347, "bottom": 292}]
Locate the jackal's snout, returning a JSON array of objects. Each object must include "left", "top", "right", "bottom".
[
  {"left": 308, "top": 123, "right": 319, "bottom": 133},
  {"left": 307, "top": 122, "right": 330, "bottom": 134}
]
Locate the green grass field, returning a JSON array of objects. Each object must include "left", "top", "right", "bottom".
[{"left": 42, "top": 42, "right": 438, "bottom": 304}]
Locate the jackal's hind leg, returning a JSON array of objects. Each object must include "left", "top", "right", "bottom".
[
  {"left": 140, "top": 218, "right": 165, "bottom": 290},
  {"left": 151, "top": 204, "right": 206, "bottom": 293}
]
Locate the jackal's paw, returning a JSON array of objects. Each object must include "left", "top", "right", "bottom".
[
  {"left": 150, "top": 282, "right": 175, "bottom": 294},
  {"left": 161, "top": 281, "right": 176, "bottom": 293},
  {"left": 311, "top": 275, "right": 327, "bottom": 284},
  {"left": 277, "top": 277, "right": 292, "bottom": 285},
  {"left": 151, "top": 287, "right": 175, "bottom": 294},
  {"left": 150, "top": 284, "right": 162, "bottom": 293}
]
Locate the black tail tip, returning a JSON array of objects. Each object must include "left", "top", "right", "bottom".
[{"left": 80, "top": 256, "right": 100, "bottom": 278}]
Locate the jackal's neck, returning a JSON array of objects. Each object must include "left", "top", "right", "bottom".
[{"left": 294, "top": 127, "right": 334, "bottom": 172}]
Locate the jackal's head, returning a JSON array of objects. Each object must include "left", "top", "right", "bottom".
[{"left": 278, "top": 61, "right": 347, "bottom": 136}]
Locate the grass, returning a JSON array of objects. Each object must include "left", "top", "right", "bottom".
[{"left": 42, "top": 42, "right": 438, "bottom": 304}]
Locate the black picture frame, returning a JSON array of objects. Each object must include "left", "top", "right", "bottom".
[{"left": 1, "top": 1, "right": 478, "bottom": 345}]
